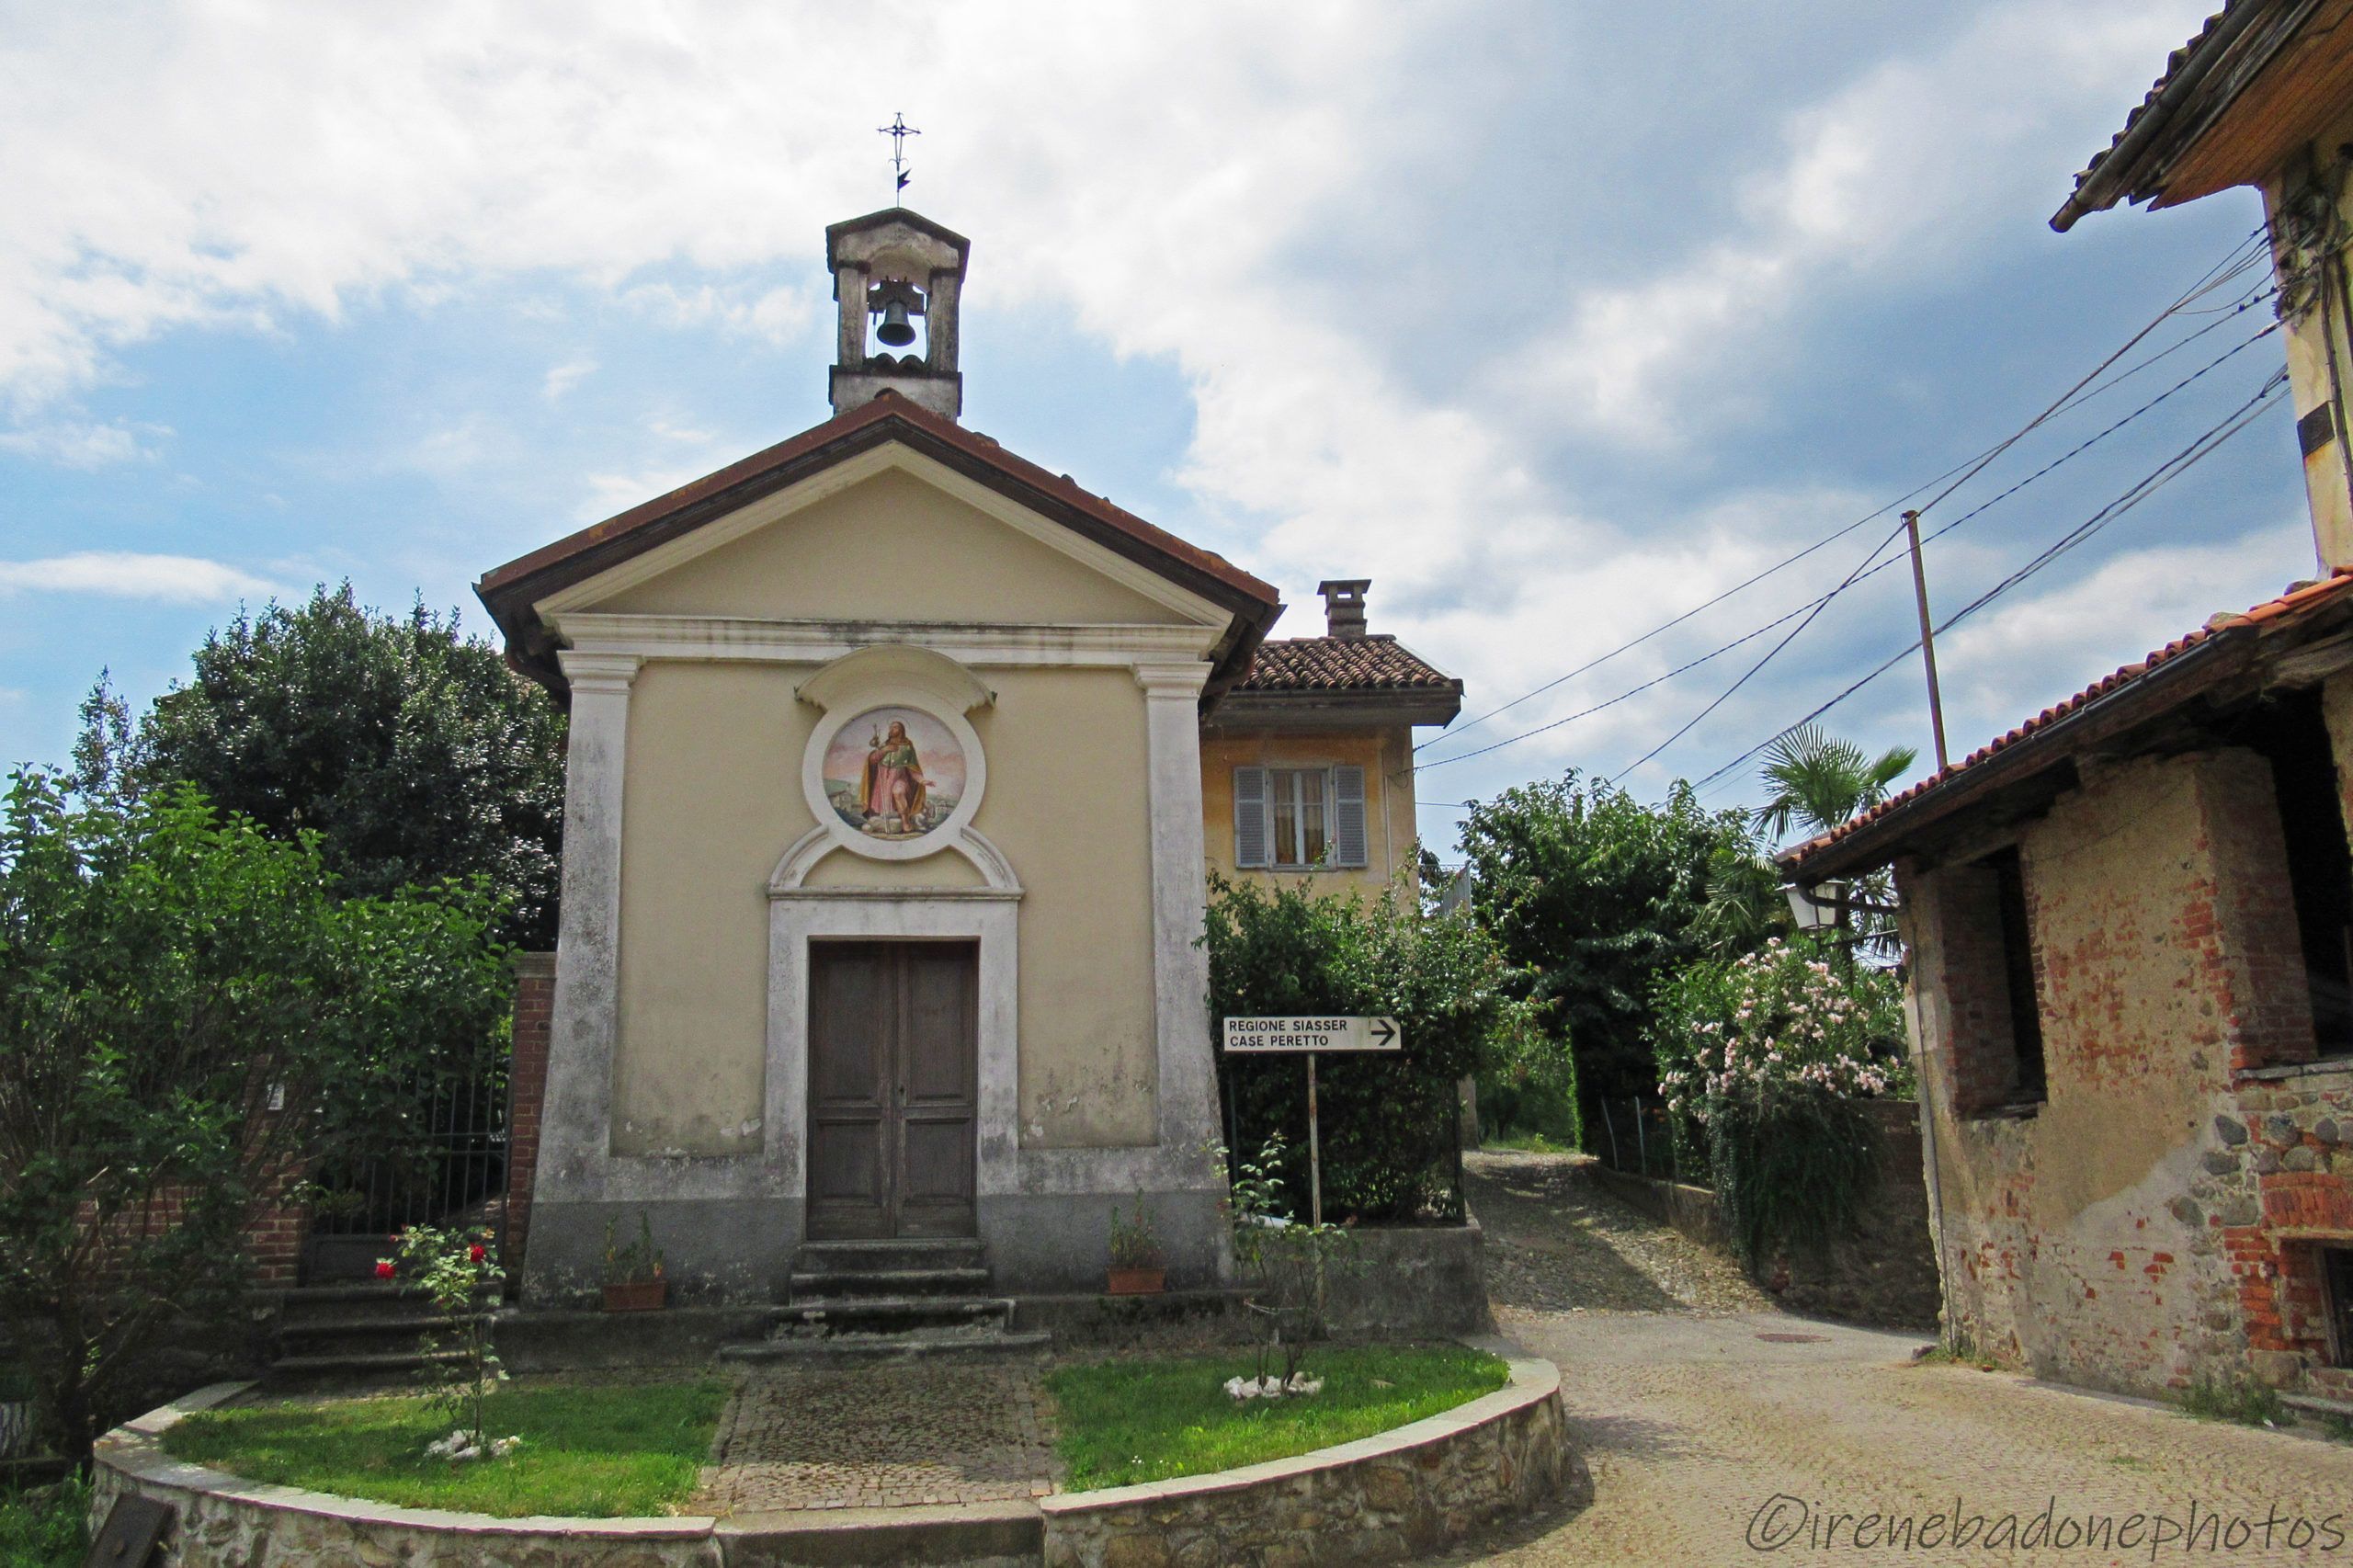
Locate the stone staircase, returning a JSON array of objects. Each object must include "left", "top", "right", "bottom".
[
  {"left": 2284, "top": 1363, "right": 2353, "bottom": 1421},
  {"left": 268, "top": 1281, "right": 500, "bottom": 1384},
  {"left": 718, "top": 1238, "right": 1050, "bottom": 1365}
]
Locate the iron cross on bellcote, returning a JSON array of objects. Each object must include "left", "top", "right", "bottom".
[{"left": 879, "top": 112, "right": 920, "bottom": 204}]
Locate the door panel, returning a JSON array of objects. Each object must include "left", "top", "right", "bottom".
[
  {"left": 805, "top": 940, "right": 978, "bottom": 1241},
  {"left": 806, "top": 944, "right": 895, "bottom": 1240}
]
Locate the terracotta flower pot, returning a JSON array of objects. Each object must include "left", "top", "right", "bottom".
[
  {"left": 1106, "top": 1266, "right": 1165, "bottom": 1297},
  {"left": 602, "top": 1278, "right": 669, "bottom": 1312}
]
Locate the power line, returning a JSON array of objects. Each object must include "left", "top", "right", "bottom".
[
  {"left": 1417, "top": 227, "right": 2274, "bottom": 756},
  {"left": 1687, "top": 368, "right": 2290, "bottom": 800},
  {"left": 1410, "top": 320, "right": 2282, "bottom": 777}
]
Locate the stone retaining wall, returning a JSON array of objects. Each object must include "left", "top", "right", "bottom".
[
  {"left": 92, "top": 1384, "right": 722, "bottom": 1568},
  {"left": 1319, "top": 1221, "right": 1495, "bottom": 1338},
  {"left": 1037, "top": 1348, "right": 1586, "bottom": 1568},
  {"left": 97, "top": 1346, "right": 1584, "bottom": 1568}
]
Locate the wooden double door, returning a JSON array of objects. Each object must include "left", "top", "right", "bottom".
[{"left": 805, "top": 940, "right": 980, "bottom": 1241}]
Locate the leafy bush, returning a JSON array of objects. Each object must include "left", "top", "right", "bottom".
[
  {"left": 74, "top": 585, "right": 565, "bottom": 949},
  {"left": 0, "top": 1477, "right": 87, "bottom": 1567},
  {"left": 1205, "top": 873, "right": 1535, "bottom": 1222},
  {"left": 1456, "top": 773, "right": 1759, "bottom": 1103},
  {"left": 0, "top": 772, "right": 513, "bottom": 1458},
  {"left": 1651, "top": 936, "right": 1911, "bottom": 1263}
]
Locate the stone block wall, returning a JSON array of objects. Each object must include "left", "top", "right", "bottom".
[{"left": 1772, "top": 1099, "right": 1939, "bottom": 1328}]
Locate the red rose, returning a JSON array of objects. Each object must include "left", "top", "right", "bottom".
[
  {"left": 469, "top": 1244, "right": 486, "bottom": 1263},
  {"left": 374, "top": 1260, "right": 396, "bottom": 1279}
]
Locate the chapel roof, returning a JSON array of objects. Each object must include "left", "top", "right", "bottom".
[
  {"left": 475, "top": 391, "right": 1283, "bottom": 695},
  {"left": 1779, "top": 569, "right": 2353, "bottom": 883}
]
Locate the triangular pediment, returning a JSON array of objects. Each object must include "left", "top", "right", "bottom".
[{"left": 542, "top": 445, "right": 1222, "bottom": 628}]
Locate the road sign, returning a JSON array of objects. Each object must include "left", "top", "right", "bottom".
[{"left": 1222, "top": 1016, "right": 1403, "bottom": 1053}]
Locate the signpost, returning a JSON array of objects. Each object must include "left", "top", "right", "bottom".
[{"left": 1222, "top": 1016, "right": 1402, "bottom": 1225}]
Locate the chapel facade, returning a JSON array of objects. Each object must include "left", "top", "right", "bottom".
[{"left": 477, "top": 209, "right": 1459, "bottom": 1300}]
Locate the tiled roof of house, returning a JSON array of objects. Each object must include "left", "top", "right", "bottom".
[
  {"left": 1781, "top": 569, "right": 2353, "bottom": 878},
  {"left": 2059, "top": 4, "right": 2242, "bottom": 212},
  {"left": 1236, "top": 635, "right": 1460, "bottom": 692}
]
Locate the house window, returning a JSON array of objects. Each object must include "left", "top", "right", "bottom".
[
  {"left": 2235, "top": 689, "right": 2353, "bottom": 1055},
  {"left": 1270, "top": 768, "right": 1326, "bottom": 869},
  {"left": 2326, "top": 1247, "right": 2353, "bottom": 1368},
  {"left": 1939, "top": 845, "right": 2047, "bottom": 1118},
  {"left": 1233, "top": 765, "right": 1369, "bottom": 870},
  {"left": 1988, "top": 846, "right": 2047, "bottom": 1103}
]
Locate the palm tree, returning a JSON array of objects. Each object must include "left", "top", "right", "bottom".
[{"left": 1751, "top": 724, "right": 1918, "bottom": 845}]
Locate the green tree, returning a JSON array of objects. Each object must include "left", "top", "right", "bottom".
[
  {"left": 1750, "top": 723, "right": 1917, "bottom": 844},
  {"left": 74, "top": 585, "right": 565, "bottom": 949},
  {"left": 1205, "top": 873, "right": 1536, "bottom": 1221},
  {"left": 1455, "top": 772, "right": 1755, "bottom": 1104},
  {"left": 0, "top": 773, "right": 513, "bottom": 1458}
]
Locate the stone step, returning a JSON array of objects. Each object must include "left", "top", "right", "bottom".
[
  {"left": 721, "top": 1499, "right": 1043, "bottom": 1566},
  {"left": 267, "top": 1348, "right": 476, "bottom": 1383},
  {"left": 793, "top": 1238, "right": 987, "bottom": 1275},
  {"left": 788, "top": 1266, "right": 994, "bottom": 1301},
  {"left": 277, "top": 1312, "right": 495, "bottom": 1349},
  {"left": 2284, "top": 1392, "right": 2353, "bottom": 1421},
  {"left": 716, "top": 1329, "right": 1051, "bottom": 1368},
  {"left": 275, "top": 1282, "right": 502, "bottom": 1328},
  {"left": 769, "top": 1297, "right": 1016, "bottom": 1338}
]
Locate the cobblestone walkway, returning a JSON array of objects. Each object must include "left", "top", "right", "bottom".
[
  {"left": 695, "top": 1362, "right": 1060, "bottom": 1516},
  {"left": 1440, "top": 1152, "right": 2353, "bottom": 1566}
]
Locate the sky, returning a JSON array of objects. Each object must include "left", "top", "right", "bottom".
[{"left": 0, "top": 0, "right": 2313, "bottom": 855}]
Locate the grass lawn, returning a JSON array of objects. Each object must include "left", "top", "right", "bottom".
[
  {"left": 163, "top": 1378, "right": 728, "bottom": 1518},
  {"left": 1046, "top": 1342, "right": 1510, "bottom": 1491}
]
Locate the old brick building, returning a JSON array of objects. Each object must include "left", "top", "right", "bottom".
[{"left": 1784, "top": 0, "right": 2353, "bottom": 1405}]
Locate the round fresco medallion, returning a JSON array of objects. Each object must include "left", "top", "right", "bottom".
[{"left": 821, "top": 706, "right": 967, "bottom": 842}]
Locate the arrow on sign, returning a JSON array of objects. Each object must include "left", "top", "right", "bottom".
[{"left": 1370, "top": 1017, "right": 1397, "bottom": 1047}]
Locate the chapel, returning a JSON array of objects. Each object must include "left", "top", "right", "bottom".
[{"left": 476, "top": 208, "right": 1461, "bottom": 1301}]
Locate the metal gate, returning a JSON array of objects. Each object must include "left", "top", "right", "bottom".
[{"left": 302, "top": 1055, "right": 510, "bottom": 1281}]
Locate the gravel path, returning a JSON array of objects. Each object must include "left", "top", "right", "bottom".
[
  {"left": 1448, "top": 1148, "right": 2353, "bottom": 1565},
  {"left": 1466, "top": 1148, "right": 1772, "bottom": 1315}
]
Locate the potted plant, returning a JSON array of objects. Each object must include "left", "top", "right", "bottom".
[
  {"left": 1106, "top": 1194, "right": 1165, "bottom": 1295},
  {"left": 601, "top": 1213, "right": 668, "bottom": 1312}
]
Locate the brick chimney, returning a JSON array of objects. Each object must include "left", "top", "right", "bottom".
[{"left": 1318, "top": 579, "right": 1370, "bottom": 639}]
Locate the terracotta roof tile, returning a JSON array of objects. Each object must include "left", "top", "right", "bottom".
[
  {"left": 1782, "top": 569, "right": 2353, "bottom": 871},
  {"left": 1236, "top": 635, "right": 1460, "bottom": 692}
]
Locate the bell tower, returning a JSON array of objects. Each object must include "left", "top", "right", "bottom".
[{"left": 825, "top": 208, "right": 970, "bottom": 421}]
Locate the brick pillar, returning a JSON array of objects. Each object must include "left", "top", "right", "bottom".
[{"left": 504, "top": 952, "right": 557, "bottom": 1282}]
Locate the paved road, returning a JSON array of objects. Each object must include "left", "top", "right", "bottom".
[{"left": 1446, "top": 1152, "right": 2353, "bottom": 1566}]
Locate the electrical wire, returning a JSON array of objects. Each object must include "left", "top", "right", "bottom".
[
  {"left": 1409, "top": 320, "right": 2282, "bottom": 777},
  {"left": 1686, "top": 368, "right": 2291, "bottom": 800},
  {"left": 1416, "top": 227, "right": 2275, "bottom": 756}
]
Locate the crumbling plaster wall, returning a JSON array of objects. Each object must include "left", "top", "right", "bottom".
[{"left": 1901, "top": 747, "right": 2313, "bottom": 1394}]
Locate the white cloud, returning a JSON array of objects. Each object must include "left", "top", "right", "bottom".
[
  {"left": 0, "top": 419, "right": 167, "bottom": 467},
  {"left": 1523, "top": 4, "right": 2196, "bottom": 445},
  {"left": 542, "top": 358, "right": 597, "bottom": 400},
  {"left": 0, "top": 552, "right": 274, "bottom": 604},
  {"left": 617, "top": 283, "right": 815, "bottom": 345}
]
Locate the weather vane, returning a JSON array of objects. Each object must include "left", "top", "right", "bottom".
[{"left": 879, "top": 113, "right": 920, "bottom": 205}]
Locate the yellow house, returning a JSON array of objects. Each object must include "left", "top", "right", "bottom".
[{"left": 476, "top": 208, "right": 1458, "bottom": 1306}]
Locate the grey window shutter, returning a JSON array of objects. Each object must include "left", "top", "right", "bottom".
[
  {"left": 1233, "top": 767, "right": 1272, "bottom": 868},
  {"left": 1332, "top": 766, "right": 1369, "bottom": 868}
]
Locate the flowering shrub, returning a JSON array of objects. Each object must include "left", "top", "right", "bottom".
[
  {"left": 1654, "top": 937, "right": 1909, "bottom": 1119},
  {"left": 1650, "top": 937, "right": 1910, "bottom": 1265}
]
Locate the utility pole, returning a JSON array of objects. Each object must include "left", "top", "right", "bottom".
[{"left": 1904, "top": 509, "right": 1950, "bottom": 771}]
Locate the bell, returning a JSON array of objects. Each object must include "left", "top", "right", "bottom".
[{"left": 875, "top": 300, "right": 916, "bottom": 348}]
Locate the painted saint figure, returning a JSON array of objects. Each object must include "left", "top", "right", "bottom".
[{"left": 858, "top": 720, "right": 931, "bottom": 835}]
